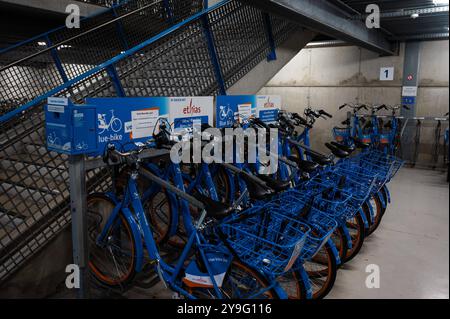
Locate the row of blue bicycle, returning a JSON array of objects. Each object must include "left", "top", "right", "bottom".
[{"left": 86, "top": 102, "right": 405, "bottom": 299}]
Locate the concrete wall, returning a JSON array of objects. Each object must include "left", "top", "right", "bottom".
[{"left": 258, "top": 40, "right": 449, "bottom": 154}]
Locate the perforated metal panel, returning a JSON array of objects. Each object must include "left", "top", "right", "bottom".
[
  {"left": 0, "top": 0, "right": 204, "bottom": 116},
  {"left": 0, "top": 0, "right": 301, "bottom": 283}
]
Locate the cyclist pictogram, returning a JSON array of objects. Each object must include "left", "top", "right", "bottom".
[{"left": 98, "top": 110, "right": 123, "bottom": 134}]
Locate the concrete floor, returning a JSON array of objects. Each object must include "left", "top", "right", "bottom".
[
  {"left": 51, "top": 167, "right": 450, "bottom": 299},
  {"left": 122, "top": 167, "right": 450, "bottom": 299},
  {"left": 328, "top": 167, "right": 449, "bottom": 299}
]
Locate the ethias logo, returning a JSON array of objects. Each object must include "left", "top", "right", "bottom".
[{"left": 183, "top": 99, "right": 201, "bottom": 114}]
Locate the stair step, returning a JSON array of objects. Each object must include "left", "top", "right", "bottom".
[
  {"left": 0, "top": 168, "right": 66, "bottom": 194},
  {"left": 0, "top": 153, "right": 68, "bottom": 172}
]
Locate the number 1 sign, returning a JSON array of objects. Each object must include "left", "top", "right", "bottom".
[{"left": 380, "top": 67, "right": 394, "bottom": 81}]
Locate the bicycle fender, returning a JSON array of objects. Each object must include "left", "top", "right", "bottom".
[
  {"left": 358, "top": 207, "right": 369, "bottom": 230},
  {"left": 340, "top": 224, "right": 353, "bottom": 250},
  {"left": 121, "top": 207, "right": 144, "bottom": 272},
  {"left": 366, "top": 199, "right": 375, "bottom": 224},
  {"left": 383, "top": 185, "right": 391, "bottom": 204},
  {"left": 295, "top": 262, "right": 313, "bottom": 299},
  {"left": 327, "top": 239, "right": 341, "bottom": 266},
  {"left": 377, "top": 191, "right": 386, "bottom": 210}
]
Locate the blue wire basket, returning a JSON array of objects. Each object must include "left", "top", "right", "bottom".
[
  {"left": 351, "top": 155, "right": 394, "bottom": 185},
  {"left": 358, "top": 150, "right": 404, "bottom": 180},
  {"left": 333, "top": 127, "right": 351, "bottom": 143},
  {"left": 219, "top": 204, "right": 311, "bottom": 276},
  {"left": 266, "top": 189, "right": 338, "bottom": 260},
  {"left": 295, "top": 180, "right": 357, "bottom": 221}
]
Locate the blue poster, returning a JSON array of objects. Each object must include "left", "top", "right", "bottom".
[
  {"left": 173, "top": 115, "right": 209, "bottom": 129},
  {"left": 85, "top": 97, "right": 169, "bottom": 154},
  {"left": 216, "top": 95, "right": 257, "bottom": 128}
]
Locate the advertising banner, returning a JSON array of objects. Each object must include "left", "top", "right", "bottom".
[
  {"left": 216, "top": 95, "right": 257, "bottom": 128},
  {"left": 216, "top": 95, "right": 281, "bottom": 128},
  {"left": 256, "top": 95, "right": 281, "bottom": 123},
  {"left": 85, "top": 97, "right": 169, "bottom": 153},
  {"left": 168, "top": 96, "right": 214, "bottom": 131}
]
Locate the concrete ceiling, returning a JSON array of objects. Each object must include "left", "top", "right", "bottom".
[{"left": 333, "top": 0, "right": 449, "bottom": 40}]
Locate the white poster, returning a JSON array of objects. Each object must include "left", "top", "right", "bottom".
[
  {"left": 256, "top": 95, "right": 281, "bottom": 123},
  {"left": 131, "top": 108, "right": 159, "bottom": 139},
  {"left": 238, "top": 103, "right": 253, "bottom": 123},
  {"left": 402, "top": 86, "right": 418, "bottom": 97},
  {"left": 168, "top": 96, "right": 214, "bottom": 131}
]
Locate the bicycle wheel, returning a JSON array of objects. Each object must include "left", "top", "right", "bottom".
[
  {"left": 144, "top": 189, "right": 173, "bottom": 245},
  {"left": 111, "top": 118, "right": 122, "bottom": 132},
  {"left": 277, "top": 269, "right": 308, "bottom": 299},
  {"left": 342, "top": 213, "right": 365, "bottom": 263},
  {"left": 331, "top": 226, "right": 348, "bottom": 266},
  {"left": 364, "top": 195, "right": 383, "bottom": 236},
  {"left": 186, "top": 260, "right": 278, "bottom": 299},
  {"left": 87, "top": 194, "right": 136, "bottom": 288},
  {"left": 303, "top": 242, "right": 338, "bottom": 299}
]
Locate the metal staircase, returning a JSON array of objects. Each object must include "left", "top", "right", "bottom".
[{"left": 0, "top": 0, "right": 306, "bottom": 285}]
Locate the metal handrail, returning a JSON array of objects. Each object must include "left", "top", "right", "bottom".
[
  {"left": 0, "top": 0, "right": 162, "bottom": 72},
  {"left": 0, "top": 0, "right": 229, "bottom": 124},
  {"left": 0, "top": 0, "right": 132, "bottom": 55}
]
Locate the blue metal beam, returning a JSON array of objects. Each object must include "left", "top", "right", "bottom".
[
  {"left": 263, "top": 13, "right": 277, "bottom": 61},
  {"left": 45, "top": 36, "right": 69, "bottom": 83},
  {"left": 201, "top": 15, "right": 227, "bottom": 95},
  {"left": 106, "top": 64, "right": 126, "bottom": 97}
]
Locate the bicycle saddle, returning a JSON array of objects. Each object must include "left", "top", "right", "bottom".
[
  {"left": 238, "top": 172, "right": 274, "bottom": 200},
  {"left": 257, "top": 174, "right": 291, "bottom": 192},
  {"left": 331, "top": 142, "right": 355, "bottom": 153},
  {"left": 305, "top": 150, "right": 333, "bottom": 166},
  {"left": 287, "top": 156, "right": 319, "bottom": 173},
  {"left": 325, "top": 143, "right": 349, "bottom": 159},
  {"left": 193, "top": 192, "right": 234, "bottom": 220},
  {"left": 350, "top": 136, "right": 370, "bottom": 149}
]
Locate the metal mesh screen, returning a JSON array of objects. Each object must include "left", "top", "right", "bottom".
[
  {"left": 0, "top": 0, "right": 204, "bottom": 116},
  {"left": 0, "top": 0, "right": 301, "bottom": 283},
  {"left": 209, "top": 1, "right": 270, "bottom": 88}
]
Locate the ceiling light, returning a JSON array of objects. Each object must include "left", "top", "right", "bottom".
[
  {"left": 433, "top": 0, "right": 449, "bottom": 5},
  {"left": 411, "top": 13, "right": 419, "bottom": 18},
  {"left": 37, "top": 41, "right": 46, "bottom": 46}
]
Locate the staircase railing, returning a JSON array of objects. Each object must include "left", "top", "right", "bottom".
[
  {"left": 0, "top": 0, "right": 204, "bottom": 116},
  {"left": 0, "top": 0, "right": 300, "bottom": 284}
]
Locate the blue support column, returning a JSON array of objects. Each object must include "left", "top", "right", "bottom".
[
  {"left": 201, "top": 15, "right": 226, "bottom": 95},
  {"left": 400, "top": 41, "right": 422, "bottom": 164},
  {"left": 45, "top": 36, "right": 69, "bottom": 83},
  {"left": 163, "top": 0, "right": 174, "bottom": 24},
  {"left": 106, "top": 64, "right": 126, "bottom": 97},
  {"left": 112, "top": 7, "right": 129, "bottom": 50},
  {"left": 401, "top": 42, "right": 421, "bottom": 118},
  {"left": 263, "top": 13, "right": 277, "bottom": 61}
]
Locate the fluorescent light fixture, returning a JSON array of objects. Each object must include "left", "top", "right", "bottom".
[
  {"left": 37, "top": 41, "right": 46, "bottom": 46},
  {"left": 433, "top": 0, "right": 449, "bottom": 5}
]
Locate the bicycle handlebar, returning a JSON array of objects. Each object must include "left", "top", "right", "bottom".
[{"left": 319, "top": 110, "right": 333, "bottom": 118}]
